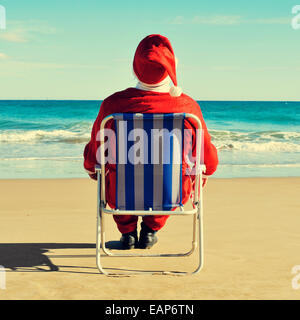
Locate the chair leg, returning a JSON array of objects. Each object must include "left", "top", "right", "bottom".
[
  {"left": 96, "top": 204, "right": 106, "bottom": 275},
  {"left": 191, "top": 202, "right": 204, "bottom": 275},
  {"left": 96, "top": 169, "right": 110, "bottom": 275},
  {"left": 100, "top": 213, "right": 117, "bottom": 257}
]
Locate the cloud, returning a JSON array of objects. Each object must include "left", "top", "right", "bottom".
[
  {"left": 168, "top": 15, "right": 242, "bottom": 25},
  {"left": 0, "top": 30, "right": 27, "bottom": 42},
  {"left": 252, "top": 18, "right": 290, "bottom": 25},
  {"left": 212, "top": 66, "right": 241, "bottom": 71},
  {"left": 192, "top": 15, "right": 242, "bottom": 25},
  {"left": 167, "top": 15, "right": 291, "bottom": 26},
  {"left": 0, "top": 58, "right": 108, "bottom": 72},
  {"left": 168, "top": 16, "right": 185, "bottom": 25},
  {"left": 211, "top": 65, "right": 290, "bottom": 72},
  {"left": 0, "top": 20, "right": 56, "bottom": 43},
  {"left": 0, "top": 52, "right": 9, "bottom": 59}
]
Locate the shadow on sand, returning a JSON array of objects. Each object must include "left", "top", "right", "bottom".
[
  {"left": 0, "top": 243, "right": 102, "bottom": 272},
  {"left": 0, "top": 241, "right": 148, "bottom": 274}
]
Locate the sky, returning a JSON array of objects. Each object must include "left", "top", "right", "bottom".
[{"left": 0, "top": 0, "right": 299, "bottom": 100}]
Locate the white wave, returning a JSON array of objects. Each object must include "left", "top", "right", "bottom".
[
  {"left": 210, "top": 129, "right": 300, "bottom": 152},
  {"left": 0, "top": 129, "right": 90, "bottom": 143},
  {"left": 210, "top": 129, "right": 300, "bottom": 141},
  {"left": 216, "top": 141, "right": 300, "bottom": 152},
  {"left": 220, "top": 163, "right": 300, "bottom": 168},
  {"left": 0, "top": 156, "right": 82, "bottom": 161}
]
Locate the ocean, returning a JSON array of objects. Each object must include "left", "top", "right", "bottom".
[{"left": 0, "top": 100, "right": 299, "bottom": 179}]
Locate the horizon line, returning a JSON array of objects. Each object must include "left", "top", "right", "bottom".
[{"left": 0, "top": 99, "right": 300, "bottom": 102}]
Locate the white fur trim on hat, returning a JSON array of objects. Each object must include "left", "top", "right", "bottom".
[{"left": 169, "top": 86, "right": 182, "bottom": 97}]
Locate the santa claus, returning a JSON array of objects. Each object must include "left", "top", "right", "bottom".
[{"left": 84, "top": 34, "right": 218, "bottom": 250}]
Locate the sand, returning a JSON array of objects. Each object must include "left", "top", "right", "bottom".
[{"left": 0, "top": 177, "right": 300, "bottom": 300}]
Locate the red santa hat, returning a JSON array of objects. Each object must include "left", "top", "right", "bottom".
[{"left": 133, "top": 34, "right": 182, "bottom": 97}]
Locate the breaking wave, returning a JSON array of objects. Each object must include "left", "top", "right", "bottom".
[
  {"left": 0, "top": 129, "right": 91, "bottom": 144},
  {"left": 211, "top": 130, "right": 300, "bottom": 152}
]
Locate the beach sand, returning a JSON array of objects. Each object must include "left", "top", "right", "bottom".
[{"left": 0, "top": 178, "right": 300, "bottom": 300}]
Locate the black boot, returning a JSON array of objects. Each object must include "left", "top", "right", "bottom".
[
  {"left": 120, "top": 229, "right": 138, "bottom": 250},
  {"left": 138, "top": 222, "right": 158, "bottom": 249}
]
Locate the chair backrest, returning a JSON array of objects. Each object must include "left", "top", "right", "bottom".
[{"left": 100, "top": 113, "right": 201, "bottom": 211}]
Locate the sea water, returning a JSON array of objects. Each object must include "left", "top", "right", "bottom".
[{"left": 0, "top": 100, "right": 299, "bottom": 179}]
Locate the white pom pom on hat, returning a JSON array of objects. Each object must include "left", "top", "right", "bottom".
[
  {"left": 169, "top": 86, "right": 182, "bottom": 97},
  {"left": 169, "top": 56, "right": 182, "bottom": 97}
]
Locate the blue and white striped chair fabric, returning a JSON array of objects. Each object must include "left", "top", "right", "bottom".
[{"left": 113, "top": 113, "right": 187, "bottom": 211}]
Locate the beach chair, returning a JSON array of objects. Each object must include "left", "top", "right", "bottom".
[{"left": 95, "top": 113, "right": 205, "bottom": 276}]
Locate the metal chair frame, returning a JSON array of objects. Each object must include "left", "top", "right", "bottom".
[{"left": 95, "top": 113, "right": 204, "bottom": 276}]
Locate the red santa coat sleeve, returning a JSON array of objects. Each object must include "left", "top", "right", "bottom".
[
  {"left": 187, "top": 101, "right": 218, "bottom": 176},
  {"left": 83, "top": 103, "right": 105, "bottom": 174},
  {"left": 197, "top": 112, "right": 218, "bottom": 176},
  {"left": 83, "top": 99, "right": 115, "bottom": 175}
]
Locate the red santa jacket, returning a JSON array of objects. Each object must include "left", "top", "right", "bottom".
[{"left": 84, "top": 88, "right": 218, "bottom": 208}]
